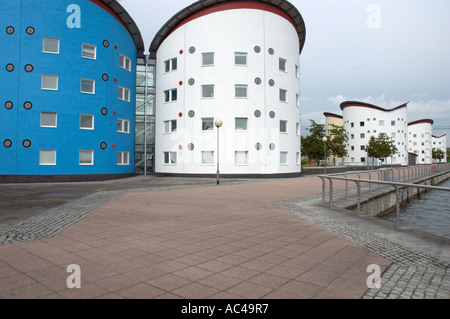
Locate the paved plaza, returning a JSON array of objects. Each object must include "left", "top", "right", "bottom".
[{"left": 0, "top": 175, "right": 448, "bottom": 299}]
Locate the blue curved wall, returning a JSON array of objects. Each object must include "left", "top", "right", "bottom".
[{"left": 0, "top": 0, "right": 137, "bottom": 179}]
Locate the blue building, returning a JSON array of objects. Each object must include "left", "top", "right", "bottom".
[{"left": 0, "top": 0, "right": 144, "bottom": 182}]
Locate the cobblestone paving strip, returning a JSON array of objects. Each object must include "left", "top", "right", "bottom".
[{"left": 274, "top": 194, "right": 450, "bottom": 299}]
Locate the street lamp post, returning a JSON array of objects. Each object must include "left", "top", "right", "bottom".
[
  {"left": 215, "top": 119, "right": 223, "bottom": 185},
  {"left": 322, "top": 136, "right": 328, "bottom": 174}
]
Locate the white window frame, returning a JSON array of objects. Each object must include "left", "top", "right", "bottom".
[
  {"left": 117, "top": 118, "right": 130, "bottom": 133},
  {"left": 202, "top": 118, "right": 214, "bottom": 131},
  {"left": 164, "top": 57, "right": 177, "bottom": 72},
  {"left": 119, "top": 86, "right": 131, "bottom": 102},
  {"left": 164, "top": 89, "right": 177, "bottom": 103},
  {"left": 81, "top": 78, "right": 95, "bottom": 94},
  {"left": 279, "top": 89, "right": 287, "bottom": 102},
  {"left": 235, "top": 84, "right": 248, "bottom": 98},
  {"left": 41, "top": 74, "right": 58, "bottom": 91},
  {"left": 235, "top": 118, "right": 248, "bottom": 131},
  {"left": 279, "top": 58, "right": 287, "bottom": 72},
  {"left": 235, "top": 151, "right": 249, "bottom": 166},
  {"left": 42, "top": 37, "right": 60, "bottom": 54},
  {"left": 119, "top": 54, "right": 132, "bottom": 72},
  {"left": 202, "top": 85, "right": 214, "bottom": 98},
  {"left": 163, "top": 120, "right": 177, "bottom": 134},
  {"left": 39, "top": 149, "right": 56, "bottom": 166},
  {"left": 280, "top": 120, "right": 288, "bottom": 133},
  {"left": 40, "top": 112, "right": 57, "bottom": 128},
  {"left": 280, "top": 151, "right": 288, "bottom": 165},
  {"left": 202, "top": 52, "right": 214, "bottom": 66},
  {"left": 202, "top": 151, "right": 215, "bottom": 165},
  {"left": 80, "top": 114, "right": 94, "bottom": 130},
  {"left": 79, "top": 150, "right": 94, "bottom": 166},
  {"left": 117, "top": 151, "right": 130, "bottom": 165},
  {"left": 163, "top": 151, "right": 177, "bottom": 165},
  {"left": 82, "top": 43, "right": 96, "bottom": 60},
  {"left": 235, "top": 52, "right": 247, "bottom": 66}
]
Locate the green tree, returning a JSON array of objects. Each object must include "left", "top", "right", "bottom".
[
  {"left": 366, "top": 133, "right": 398, "bottom": 163},
  {"left": 326, "top": 124, "right": 348, "bottom": 166},
  {"left": 432, "top": 148, "right": 445, "bottom": 162},
  {"left": 301, "top": 120, "right": 327, "bottom": 166}
]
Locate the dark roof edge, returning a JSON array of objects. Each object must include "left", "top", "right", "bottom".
[
  {"left": 149, "top": 0, "right": 306, "bottom": 54},
  {"left": 340, "top": 101, "right": 409, "bottom": 112},
  {"left": 408, "top": 119, "right": 434, "bottom": 126},
  {"left": 99, "top": 0, "right": 145, "bottom": 57},
  {"left": 432, "top": 133, "right": 447, "bottom": 138},
  {"left": 324, "top": 112, "right": 343, "bottom": 119}
]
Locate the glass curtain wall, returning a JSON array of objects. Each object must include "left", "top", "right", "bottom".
[{"left": 135, "top": 55, "right": 156, "bottom": 174}]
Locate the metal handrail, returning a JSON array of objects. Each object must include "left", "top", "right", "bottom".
[{"left": 318, "top": 169, "right": 450, "bottom": 228}]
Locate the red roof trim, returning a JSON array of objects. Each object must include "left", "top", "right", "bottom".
[
  {"left": 340, "top": 101, "right": 408, "bottom": 112},
  {"left": 166, "top": 1, "right": 297, "bottom": 39},
  {"left": 324, "top": 112, "right": 343, "bottom": 120},
  {"left": 408, "top": 119, "right": 434, "bottom": 126}
]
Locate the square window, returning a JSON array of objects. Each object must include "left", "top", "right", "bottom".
[
  {"left": 117, "top": 118, "right": 130, "bottom": 133},
  {"left": 280, "top": 152, "right": 288, "bottom": 165},
  {"left": 163, "top": 151, "right": 177, "bottom": 164},
  {"left": 279, "top": 58, "right": 287, "bottom": 72},
  {"left": 202, "top": 85, "right": 214, "bottom": 98},
  {"left": 117, "top": 151, "right": 129, "bottom": 165},
  {"left": 235, "top": 85, "right": 247, "bottom": 98},
  {"left": 296, "top": 123, "right": 300, "bottom": 136},
  {"left": 379, "top": 120, "right": 384, "bottom": 126},
  {"left": 202, "top": 151, "right": 214, "bottom": 165},
  {"left": 40, "top": 149, "right": 56, "bottom": 165},
  {"left": 295, "top": 65, "right": 299, "bottom": 78},
  {"left": 235, "top": 118, "right": 248, "bottom": 131},
  {"left": 202, "top": 118, "right": 214, "bottom": 131},
  {"left": 280, "top": 120, "right": 288, "bottom": 133},
  {"left": 119, "top": 86, "right": 130, "bottom": 102},
  {"left": 279, "top": 89, "right": 287, "bottom": 102},
  {"left": 41, "top": 74, "right": 58, "bottom": 90},
  {"left": 391, "top": 120, "right": 396, "bottom": 126},
  {"left": 361, "top": 145, "right": 366, "bottom": 151},
  {"left": 41, "top": 112, "right": 57, "bottom": 128},
  {"left": 163, "top": 120, "right": 177, "bottom": 133},
  {"left": 81, "top": 78, "right": 95, "bottom": 94},
  {"left": 80, "top": 114, "right": 94, "bottom": 130},
  {"left": 82, "top": 43, "right": 96, "bottom": 59},
  {"left": 79, "top": 150, "right": 93, "bottom": 165},
  {"left": 164, "top": 57, "right": 177, "bottom": 72},
  {"left": 202, "top": 52, "right": 214, "bottom": 66},
  {"left": 360, "top": 133, "right": 365, "bottom": 138},
  {"left": 43, "top": 37, "right": 59, "bottom": 54},
  {"left": 235, "top": 151, "right": 248, "bottom": 165},
  {"left": 164, "top": 89, "right": 177, "bottom": 102},
  {"left": 235, "top": 52, "right": 247, "bottom": 65},
  {"left": 119, "top": 54, "right": 132, "bottom": 71},
  {"left": 360, "top": 122, "right": 365, "bottom": 127},
  {"left": 296, "top": 94, "right": 300, "bottom": 107},
  {"left": 350, "top": 122, "right": 354, "bottom": 128}
]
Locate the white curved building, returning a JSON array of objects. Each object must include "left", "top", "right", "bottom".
[
  {"left": 341, "top": 101, "right": 409, "bottom": 166},
  {"left": 150, "top": 0, "right": 306, "bottom": 176},
  {"left": 408, "top": 119, "right": 433, "bottom": 164},
  {"left": 432, "top": 133, "right": 447, "bottom": 163}
]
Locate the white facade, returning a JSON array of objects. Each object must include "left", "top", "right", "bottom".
[
  {"left": 153, "top": 2, "right": 304, "bottom": 175},
  {"left": 408, "top": 120, "right": 433, "bottom": 164},
  {"left": 341, "top": 102, "right": 409, "bottom": 166},
  {"left": 432, "top": 134, "right": 447, "bottom": 163}
]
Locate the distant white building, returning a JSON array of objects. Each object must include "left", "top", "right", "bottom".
[
  {"left": 432, "top": 133, "right": 447, "bottom": 163},
  {"left": 408, "top": 119, "right": 433, "bottom": 164},
  {"left": 340, "top": 101, "right": 409, "bottom": 166}
]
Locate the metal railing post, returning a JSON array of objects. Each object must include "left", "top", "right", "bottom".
[
  {"left": 395, "top": 185, "right": 400, "bottom": 228},
  {"left": 356, "top": 181, "right": 361, "bottom": 216}
]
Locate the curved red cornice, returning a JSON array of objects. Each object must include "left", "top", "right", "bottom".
[
  {"left": 340, "top": 101, "right": 408, "bottom": 112},
  {"left": 408, "top": 119, "right": 434, "bottom": 126},
  {"left": 324, "top": 112, "right": 343, "bottom": 119}
]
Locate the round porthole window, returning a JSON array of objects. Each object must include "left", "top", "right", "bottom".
[
  {"left": 189, "top": 46, "right": 196, "bottom": 54},
  {"left": 188, "top": 143, "right": 195, "bottom": 151},
  {"left": 25, "top": 64, "right": 34, "bottom": 72},
  {"left": 103, "top": 40, "right": 110, "bottom": 48},
  {"left": 254, "top": 46, "right": 261, "bottom": 53},
  {"left": 24, "top": 101, "right": 32, "bottom": 110},
  {"left": 3, "top": 139, "right": 12, "bottom": 148},
  {"left": 255, "top": 143, "right": 262, "bottom": 151},
  {"left": 268, "top": 48, "right": 275, "bottom": 55},
  {"left": 5, "top": 101, "right": 13, "bottom": 110},
  {"left": 254, "top": 110, "right": 262, "bottom": 118},
  {"left": 188, "top": 110, "right": 195, "bottom": 118},
  {"left": 188, "top": 78, "right": 195, "bottom": 86},
  {"left": 6, "top": 26, "right": 14, "bottom": 35},
  {"left": 269, "top": 111, "right": 276, "bottom": 119},
  {"left": 101, "top": 108, "right": 108, "bottom": 115},
  {"left": 100, "top": 142, "right": 107, "bottom": 150},
  {"left": 269, "top": 79, "right": 275, "bottom": 87},
  {"left": 6, "top": 64, "right": 14, "bottom": 72},
  {"left": 269, "top": 143, "right": 276, "bottom": 151},
  {"left": 22, "top": 139, "right": 31, "bottom": 148},
  {"left": 255, "top": 77, "right": 262, "bottom": 85},
  {"left": 26, "top": 27, "right": 35, "bottom": 35},
  {"left": 102, "top": 74, "right": 109, "bottom": 81}
]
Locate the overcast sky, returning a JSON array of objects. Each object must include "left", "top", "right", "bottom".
[{"left": 120, "top": 0, "right": 450, "bottom": 141}]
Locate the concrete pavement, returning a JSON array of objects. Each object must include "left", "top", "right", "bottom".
[{"left": 0, "top": 175, "right": 448, "bottom": 299}]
